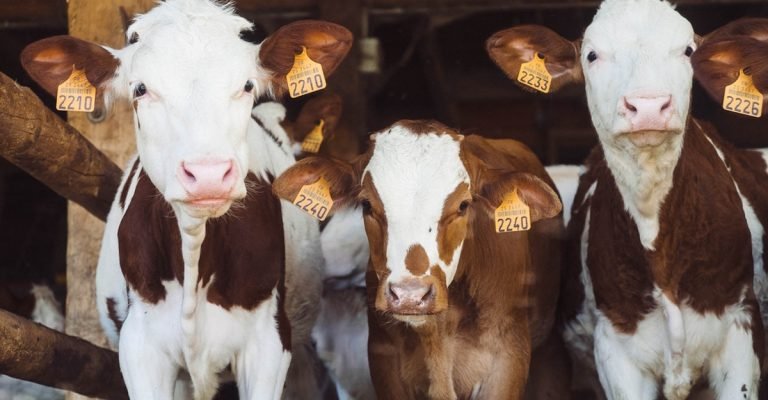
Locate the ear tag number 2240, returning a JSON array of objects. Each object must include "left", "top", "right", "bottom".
[
  {"left": 517, "top": 53, "right": 551, "bottom": 94},
  {"left": 287, "top": 47, "right": 327, "bottom": 98},
  {"left": 723, "top": 69, "right": 763, "bottom": 118},
  {"left": 56, "top": 67, "right": 96, "bottom": 112},
  {"left": 494, "top": 190, "right": 531, "bottom": 233},
  {"left": 293, "top": 177, "right": 334, "bottom": 221}
]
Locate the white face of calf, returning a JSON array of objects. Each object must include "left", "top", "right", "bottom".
[
  {"left": 582, "top": 0, "right": 696, "bottom": 146},
  {"left": 21, "top": 0, "right": 351, "bottom": 218}
]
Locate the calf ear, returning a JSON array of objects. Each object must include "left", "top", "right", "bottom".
[
  {"left": 475, "top": 171, "right": 562, "bottom": 223},
  {"left": 486, "top": 25, "right": 583, "bottom": 93},
  {"left": 259, "top": 20, "right": 353, "bottom": 94},
  {"left": 701, "top": 18, "right": 768, "bottom": 44},
  {"left": 273, "top": 156, "right": 359, "bottom": 213},
  {"left": 291, "top": 93, "right": 343, "bottom": 142},
  {"left": 692, "top": 37, "right": 768, "bottom": 116},
  {"left": 20, "top": 35, "right": 119, "bottom": 98}
]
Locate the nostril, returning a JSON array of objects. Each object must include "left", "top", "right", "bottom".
[
  {"left": 223, "top": 162, "right": 234, "bottom": 181},
  {"left": 661, "top": 98, "right": 672, "bottom": 112},
  {"left": 421, "top": 285, "right": 434, "bottom": 303},
  {"left": 624, "top": 98, "right": 637, "bottom": 113},
  {"left": 182, "top": 164, "right": 196, "bottom": 182},
  {"left": 388, "top": 284, "right": 399, "bottom": 301}
]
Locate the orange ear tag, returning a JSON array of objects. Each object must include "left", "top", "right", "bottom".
[
  {"left": 723, "top": 69, "right": 763, "bottom": 118},
  {"left": 301, "top": 119, "right": 325, "bottom": 153},
  {"left": 494, "top": 190, "right": 531, "bottom": 233},
  {"left": 293, "top": 177, "right": 334, "bottom": 221},
  {"left": 56, "top": 67, "right": 97, "bottom": 112},
  {"left": 517, "top": 53, "right": 551, "bottom": 94},
  {"left": 286, "top": 46, "right": 327, "bottom": 98}
]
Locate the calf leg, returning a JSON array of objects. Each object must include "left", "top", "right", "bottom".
[
  {"left": 593, "top": 321, "right": 657, "bottom": 400},
  {"left": 119, "top": 308, "right": 178, "bottom": 400},
  {"left": 709, "top": 324, "right": 760, "bottom": 400},
  {"left": 525, "top": 331, "right": 571, "bottom": 400},
  {"left": 236, "top": 327, "right": 291, "bottom": 400}
]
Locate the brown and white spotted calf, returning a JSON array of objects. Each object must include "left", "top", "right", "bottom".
[
  {"left": 275, "top": 119, "right": 569, "bottom": 399},
  {"left": 488, "top": 1, "right": 768, "bottom": 399},
  {"left": 21, "top": 1, "right": 351, "bottom": 399}
]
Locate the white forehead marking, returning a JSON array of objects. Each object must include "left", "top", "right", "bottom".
[{"left": 365, "top": 124, "right": 469, "bottom": 283}]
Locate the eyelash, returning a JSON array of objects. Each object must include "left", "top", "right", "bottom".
[{"left": 133, "top": 83, "right": 147, "bottom": 99}]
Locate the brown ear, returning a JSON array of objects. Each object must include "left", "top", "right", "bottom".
[
  {"left": 20, "top": 35, "right": 119, "bottom": 97},
  {"left": 476, "top": 171, "right": 562, "bottom": 223},
  {"left": 486, "top": 25, "right": 583, "bottom": 93},
  {"left": 701, "top": 18, "right": 768, "bottom": 45},
  {"left": 692, "top": 37, "right": 768, "bottom": 116},
  {"left": 273, "top": 156, "right": 359, "bottom": 213},
  {"left": 292, "top": 92, "right": 343, "bottom": 142},
  {"left": 259, "top": 20, "right": 353, "bottom": 93}
]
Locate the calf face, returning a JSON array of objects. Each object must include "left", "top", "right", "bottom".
[
  {"left": 21, "top": 0, "right": 351, "bottom": 218},
  {"left": 274, "top": 120, "right": 561, "bottom": 322}
]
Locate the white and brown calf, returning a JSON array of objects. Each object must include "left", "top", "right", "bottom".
[
  {"left": 488, "top": 2, "right": 768, "bottom": 399},
  {"left": 275, "top": 119, "right": 569, "bottom": 400},
  {"left": 21, "top": 1, "right": 351, "bottom": 399}
]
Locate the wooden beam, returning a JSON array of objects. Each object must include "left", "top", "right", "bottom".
[
  {"left": 0, "top": 309, "right": 127, "bottom": 400},
  {"left": 0, "top": 71, "right": 120, "bottom": 221},
  {"left": 0, "top": 0, "right": 66, "bottom": 29}
]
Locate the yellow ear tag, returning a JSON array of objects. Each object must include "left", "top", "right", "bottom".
[
  {"left": 56, "top": 67, "right": 96, "bottom": 112},
  {"left": 301, "top": 119, "right": 325, "bottom": 154},
  {"left": 494, "top": 190, "right": 531, "bottom": 233},
  {"left": 517, "top": 53, "right": 551, "bottom": 94},
  {"left": 293, "top": 177, "right": 334, "bottom": 221},
  {"left": 723, "top": 69, "right": 763, "bottom": 118},
  {"left": 286, "top": 46, "right": 327, "bottom": 98}
]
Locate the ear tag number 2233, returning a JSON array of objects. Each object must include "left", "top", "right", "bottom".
[
  {"left": 293, "top": 177, "right": 334, "bottom": 221},
  {"left": 287, "top": 47, "right": 327, "bottom": 98},
  {"left": 495, "top": 190, "right": 531, "bottom": 233},
  {"left": 723, "top": 69, "right": 763, "bottom": 118},
  {"left": 56, "top": 67, "right": 96, "bottom": 112},
  {"left": 517, "top": 53, "right": 551, "bottom": 94}
]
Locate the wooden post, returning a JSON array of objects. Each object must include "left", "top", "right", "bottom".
[{"left": 65, "top": 2, "right": 153, "bottom": 399}]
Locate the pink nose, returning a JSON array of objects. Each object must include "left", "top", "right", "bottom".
[
  {"left": 177, "top": 159, "right": 237, "bottom": 200},
  {"left": 621, "top": 95, "right": 674, "bottom": 131},
  {"left": 386, "top": 279, "right": 435, "bottom": 315}
]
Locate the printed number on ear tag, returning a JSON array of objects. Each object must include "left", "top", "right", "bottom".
[
  {"left": 287, "top": 47, "right": 327, "bottom": 98},
  {"left": 293, "top": 177, "right": 334, "bottom": 221},
  {"left": 517, "top": 53, "right": 551, "bottom": 94},
  {"left": 723, "top": 69, "right": 763, "bottom": 118},
  {"left": 56, "top": 67, "right": 96, "bottom": 112},
  {"left": 301, "top": 119, "right": 325, "bottom": 153},
  {"left": 494, "top": 190, "right": 531, "bottom": 233}
]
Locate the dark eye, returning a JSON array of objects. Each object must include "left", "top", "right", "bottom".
[
  {"left": 684, "top": 46, "right": 694, "bottom": 57},
  {"left": 587, "top": 51, "right": 598, "bottom": 63},
  {"left": 244, "top": 80, "right": 254, "bottom": 93},
  {"left": 360, "top": 199, "right": 372, "bottom": 215},
  {"left": 133, "top": 83, "right": 147, "bottom": 98},
  {"left": 458, "top": 200, "right": 470, "bottom": 215},
  {"left": 129, "top": 32, "right": 139, "bottom": 44}
]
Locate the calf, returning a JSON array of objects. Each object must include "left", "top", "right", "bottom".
[
  {"left": 21, "top": 1, "right": 351, "bottom": 399},
  {"left": 274, "top": 119, "right": 568, "bottom": 399},
  {"left": 488, "top": 2, "right": 768, "bottom": 399}
]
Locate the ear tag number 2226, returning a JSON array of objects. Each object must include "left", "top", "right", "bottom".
[
  {"left": 723, "top": 69, "right": 763, "bottom": 118},
  {"left": 287, "top": 47, "right": 327, "bottom": 98},
  {"left": 293, "top": 177, "right": 334, "bottom": 221},
  {"left": 56, "top": 67, "right": 96, "bottom": 112},
  {"left": 494, "top": 190, "right": 531, "bottom": 233},
  {"left": 517, "top": 53, "right": 551, "bottom": 94}
]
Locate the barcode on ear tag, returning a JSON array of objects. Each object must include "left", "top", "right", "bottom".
[
  {"left": 517, "top": 53, "right": 551, "bottom": 94},
  {"left": 494, "top": 190, "right": 531, "bottom": 233},
  {"left": 56, "top": 67, "right": 96, "bottom": 112},
  {"left": 293, "top": 177, "right": 333, "bottom": 221},
  {"left": 286, "top": 47, "right": 326, "bottom": 98},
  {"left": 723, "top": 69, "right": 763, "bottom": 118},
  {"left": 301, "top": 119, "right": 325, "bottom": 153}
]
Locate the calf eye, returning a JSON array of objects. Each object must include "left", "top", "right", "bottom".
[
  {"left": 587, "top": 51, "right": 598, "bottom": 63},
  {"left": 244, "top": 80, "right": 254, "bottom": 93},
  {"left": 684, "top": 46, "right": 694, "bottom": 57},
  {"left": 133, "top": 83, "right": 147, "bottom": 99},
  {"left": 360, "top": 199, "right": 372, "bottom": 215},
  {"left": 458, "top": 200, "right": 470, "bottom": 215},
  {"left": 129, "top": 32, "right": 139, "bottom": 44}
]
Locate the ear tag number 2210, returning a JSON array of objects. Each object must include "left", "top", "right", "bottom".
[
  {"left": 293, "top": 177, "right": 334, "bottom": 221},
  {"left": 517, "top": 53, "right": 551, "bottom": 94},
  {"left": 494, "top": 190, "right": 531, "bottom": 233},
  {"left": 723, "top": 69, "right": 763, "bottom": 118},
  {"left": 56, "top": 67, "right": 96, "bottom": 112},
  {"left": 287, "top": 47, "right": 327, "bottom": 98}
]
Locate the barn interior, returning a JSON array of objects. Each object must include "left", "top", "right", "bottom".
[{"left": 0, "top": 0, "right": 767, "bottom": 398}]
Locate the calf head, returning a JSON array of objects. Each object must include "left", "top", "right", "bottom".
[
  {"left": 274, "top": 120, "right": 560, "bottom": 324},
  {"left": 21, "top": 0, "right": 351, "bottom": 218}
]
